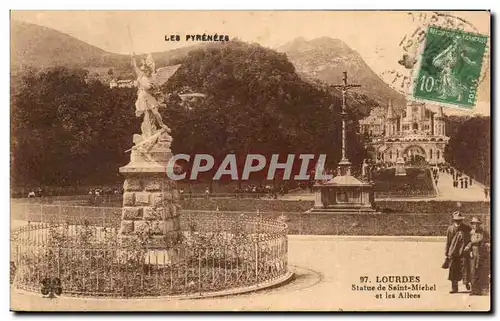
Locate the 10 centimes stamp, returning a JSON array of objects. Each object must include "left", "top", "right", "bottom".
[{"left": 412, "top": 26, "right": 488, "bottom": 109}]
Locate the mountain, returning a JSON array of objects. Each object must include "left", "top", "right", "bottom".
[
  {"left": 10, "top": 20, "right": 204, "bottom": 77},
  {"left": 10, "top": 21, "right": 392, "bottom": 116},
  {"left": 11, "top": 20, "right": 125, "bottom": 70},
  {"left": 279, "top": 37, "right": 406, "bottom": 113}
]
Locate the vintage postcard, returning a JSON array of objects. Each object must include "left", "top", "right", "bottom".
[{"left": 9, "top": 10, "right": 491, "bottom": 312}]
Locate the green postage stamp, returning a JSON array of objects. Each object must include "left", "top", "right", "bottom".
[{"left": 413, "top": 26, "right": 488, "bottom": 109}]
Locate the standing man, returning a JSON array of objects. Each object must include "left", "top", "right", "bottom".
[
  {"left": 465, "top": 217, "right": 490, "bottom": 295},
  {"left": 445, "top": 212, "right": 472, "bottom": 293}
]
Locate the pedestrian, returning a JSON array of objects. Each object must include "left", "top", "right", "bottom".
[
  {"left": 460, "top": 179, "right": 464, "bottom": 189},
  {"left": 469, "top": 177, "right": 473, "bottom": 185},
  {"left": 444, "top": 212, "right": 472, "bottom": 293},
  {"left": 464, "top": 180, "right": 468, "bottom": 189},
  {"left": 465, "top": 217, "right": 490, "bottom": 295}
]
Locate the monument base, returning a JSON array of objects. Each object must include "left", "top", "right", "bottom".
[
  {"left": 307, "top": 205, "right": 379, "bottom": 214},
  {"left": 308, "top": 174, "right": 380, "bottom": 215},
  {"left": 119, "top": 135, "right": 181, "bottom": 249}
]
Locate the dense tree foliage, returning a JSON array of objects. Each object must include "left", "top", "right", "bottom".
[
  {"left": 164, "top": 41, "right": 366, "bottom": 179},
  {"left": 11, "top": 42, "right": 367, "bottom": 189},
  {"left": 11, "top": 67, "right": 138, "bottom": 187},
  {"left": 444, "top": 116, "right": 490, "bottom": 185},
  {"left": 445, "top": 115, "right": 471, "bottom": 138}
]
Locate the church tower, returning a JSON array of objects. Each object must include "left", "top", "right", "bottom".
[
  {"left": 433, "top": 106, "right": 445, "bottom": 136},
  {"left": 384, "top": 100, "right": 397, "bottom": 137}
]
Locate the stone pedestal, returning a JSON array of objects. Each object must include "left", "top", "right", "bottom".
[
  {"left": 119, "top": 133, "right": 181, "bottom": 247},
  {"left": 307, "top": 161, "right": 379, "bottom": 215}
]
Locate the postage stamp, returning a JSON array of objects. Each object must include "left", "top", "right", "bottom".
[
  {"left": 10, "top": 11, "right": 491, "bottom": 312},
  {"left": 413, "top": 26, "right": 488, "bottom": 109}
]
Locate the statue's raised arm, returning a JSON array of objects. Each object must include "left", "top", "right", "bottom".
[{"left": 131, "top": 54, "right": 142, "bottom": 77}]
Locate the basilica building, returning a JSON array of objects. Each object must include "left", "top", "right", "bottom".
[{"left": 360, "top": 101, "right": 449, "bottom": 165}]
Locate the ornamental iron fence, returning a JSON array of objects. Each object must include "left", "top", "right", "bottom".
[{"left": 11, "top": 209, "right": 288, "bottom": 298}]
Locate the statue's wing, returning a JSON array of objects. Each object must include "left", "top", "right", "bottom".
[
  {"left": 146, "top": 53, "right": 156, "bottom": 73},
  {"left": 153, "top": 64, "right": 182, "bottom": 87}
]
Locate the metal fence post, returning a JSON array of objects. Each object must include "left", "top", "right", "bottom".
[
  {"left": 255, "top": 241, "right": 259, "bottom": 281},
  {"left": 413, "top": 212, "right": 417, "bottom": 233},
  {"left": 198, "top": 251, "right": 202, "bottom": 292}
]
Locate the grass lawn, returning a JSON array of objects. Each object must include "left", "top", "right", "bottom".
[{"left": 372, "top": 167, "right": 436, "bottom": 198}]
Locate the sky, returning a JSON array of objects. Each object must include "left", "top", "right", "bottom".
[{"left": 11, "top": 10, "right": 490, "bottom": 115}]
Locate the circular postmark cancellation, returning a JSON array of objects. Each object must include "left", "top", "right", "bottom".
[
  {"left": 381, "top": 11, "right": 490, "bottom": 105},
  {"left": 412, "top": 26, "right": 488, "bottom": 109}
]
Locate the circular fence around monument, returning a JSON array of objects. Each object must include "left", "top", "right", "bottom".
[{"left": 11, "top": 207, "right": 288, "bottom": 298}]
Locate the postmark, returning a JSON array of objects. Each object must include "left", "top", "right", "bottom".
[
  {"left": 412, "top": 26, "right": 488, "bottom": 109},
  {"left": 380, "top": 12, "right": 489, "bottom": 99}
]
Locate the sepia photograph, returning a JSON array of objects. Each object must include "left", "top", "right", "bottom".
[{"left": 9, "top": 10, "right": 491, "bottom": 312}]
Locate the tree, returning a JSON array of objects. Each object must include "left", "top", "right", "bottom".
[
  {"left": 444, "top": 116, "right": 490, "bottom": 184},
  {"left": 162, "top": 41, "right": 365, "bottom": 179},
  {"left": 11, "top": 67, "right": 137, "bottom": 189},
  {"left": 11, "top": 41, "right": 369, "bottom": 191}
]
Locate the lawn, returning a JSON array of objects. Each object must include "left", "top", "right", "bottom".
[{"left": 372, "top": 167, "right": 436, "bottom": 198}]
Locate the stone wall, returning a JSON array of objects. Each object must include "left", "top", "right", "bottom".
[{"left": 120, "top": 176, "right": 181, "bottom": 245}]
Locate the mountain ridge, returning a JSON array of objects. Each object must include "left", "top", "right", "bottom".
[
  {"left": 278, "top": 37, "right": 406, "bottom": 113},
  {"left": 11, "top": 21, "right": 402, "bottom": 115}
]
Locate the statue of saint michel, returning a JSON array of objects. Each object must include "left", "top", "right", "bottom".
[{"left": 128, "top": 53, "right": 181, "bottom": 155}]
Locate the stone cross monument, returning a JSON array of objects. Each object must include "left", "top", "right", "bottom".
[
  {"left": 308, "top": 72, "right": 379, "bottom": 214},
  {"left": 331, "top": 71, "right": 361, "bottom": 176}
]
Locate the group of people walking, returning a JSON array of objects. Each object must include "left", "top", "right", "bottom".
[
  {"left": 452, "top": 175, "right": 472, "bottom": 189},
  {"left": 444, "top": 211, "right": 490, "bottom": 295}
]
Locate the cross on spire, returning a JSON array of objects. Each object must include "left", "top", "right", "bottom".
[{"left": 330, "top": 72, "right": 362, "bottom": 176}]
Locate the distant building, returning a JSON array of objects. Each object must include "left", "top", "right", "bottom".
[
  {"left": 109, "top": 79, "right": 137, "bottom": 89},
  {"left": 359, "top": 106, "right": 386, "bottom": 137},
  {"left": 360, "top": 101, "right": 449, "bottom": 165}
]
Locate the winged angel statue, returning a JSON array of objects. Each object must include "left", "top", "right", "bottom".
[{"left": 128, "top": 53, "right": 181, "bottom": 154}]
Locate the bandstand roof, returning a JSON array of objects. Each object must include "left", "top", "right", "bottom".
[{"left": 318, "top": 174, "right": 372, "bottom": 187}]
